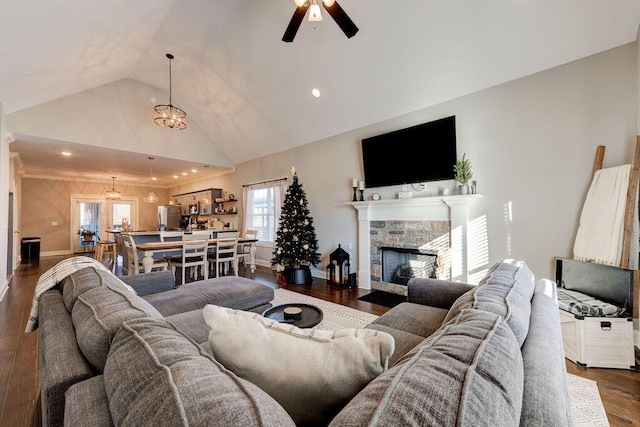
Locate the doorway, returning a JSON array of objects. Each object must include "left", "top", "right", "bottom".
[
  {"left": 71, "top": 197, "right": 105, "bottom": 254},
  {"left": 7, "top": 192, "right": 13, "bottom": 274},
  {"left": 70, "top": 194, "right": 139, "bottom": 254}
]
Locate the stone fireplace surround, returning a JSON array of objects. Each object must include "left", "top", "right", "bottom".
[
  {"left": 350, "top": 195, "right": 481, "bottom": 294},
  {"left": 371, "top": 222, "right": 450, "bottom": 295}
]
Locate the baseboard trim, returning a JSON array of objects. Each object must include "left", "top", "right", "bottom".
[
  {"left": 40, "top": 250, "right": 74, "bottom": 257},
  {"left": 0, "top": 280, "right": 9, "bottom": 302}
]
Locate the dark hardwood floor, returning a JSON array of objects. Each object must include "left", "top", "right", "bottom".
[{"left": 1, "top": 254, "right": 638, "bottom": 426}]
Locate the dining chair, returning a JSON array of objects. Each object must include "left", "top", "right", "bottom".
[
  {"left": 207, "top": 231, "right": 238, "bottom": 264},
  {"left": 123, "top": 234, "right": 168, "bottom": 275},
  {"left": 208, "top": 237, "right": 238, "bottom": 278},
  {"left": 160, "top": 230, "right": 184, "bottom": 260},
  {"left": 237, "top": 229, "right": 257, "bottom": 271},
  {"left": 170, "top": 234, "right": 209, "bottom": 285}
]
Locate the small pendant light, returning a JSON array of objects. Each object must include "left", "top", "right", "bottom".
[
  {"left": 143, "top": 157, "right": 159, "bottom": 203},
  {"left": 106, "top": 177, "right": 121, "bottom": 200}
]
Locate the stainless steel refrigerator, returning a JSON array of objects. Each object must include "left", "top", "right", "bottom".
[{"left": 157, "top": 205, "right": 181, "bottom": 231}]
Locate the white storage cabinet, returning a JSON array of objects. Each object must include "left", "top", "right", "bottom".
[{"left": 559, "top": 309, "right": 635, "bottom": 369}]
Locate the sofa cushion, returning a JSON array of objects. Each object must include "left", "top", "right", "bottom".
[
  {"left": 444, "top": 259, "right": 535, "bottom": 345},
  {"left": 203, "top": 304, "right": 395, "bottom": 427},
  {"left": 367, "top": 302, "right": 449, "bottom": 366},
  {"left": 61, "top": 267, "right": 136, "bottom": 312},
  {"left": 165, "top": 309, "right": 210, "bottom": 344},
  {"left": 104, "top": 317, "right": 295, "bottom": 427},
  {"left": 72, "top": 286, "right": 162, "bottom": 372},
  {"left": 330, "top": 309, "right": 524, "bottom": 427},
  {"left": 64, "top": 376, "right": 112, "bottom": 427},
  {"left": 38, "top": 289, "right": 94, "bottom": 427},
  {"left": 520, "top": 279, "right": 573, "bottom": 426},
  {"left": 143, "top": 276, "right": 274, "bottom": 316},
  {"left": 365, "top": 324, "right": 426, "bottom": 368},
  {"left": 369, "top": 302, "right": 448, "bottom": 338}
]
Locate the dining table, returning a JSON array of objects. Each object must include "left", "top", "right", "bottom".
[{"left": 135, "top": 238, "right": 258, "bottom": 274}]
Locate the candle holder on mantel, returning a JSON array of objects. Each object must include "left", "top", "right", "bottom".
[
  {"left": 359, "top": 189, "right": 365, "bottom": 201},
  {"left": 352, "top": 186, "right": 358, "bottom": 202}
]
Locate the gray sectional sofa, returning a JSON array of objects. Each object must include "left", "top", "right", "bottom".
[
  {"left": 36, "top": 259, "right": 572, "bottom": 426},
  {"left": 37, "top": 267, "right": 275, "bottom": 426}
]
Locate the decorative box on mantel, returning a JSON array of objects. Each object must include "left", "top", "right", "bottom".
[{"left": 348, "top": 195, "right": 482, "bottom": 292}]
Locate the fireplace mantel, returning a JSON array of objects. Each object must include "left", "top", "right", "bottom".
[{"left": 349, "top": 195, "right": 482, "bottom": 289}]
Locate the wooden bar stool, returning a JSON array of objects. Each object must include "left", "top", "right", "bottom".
[{"left": 95, "top": 240, "right": 117, "bottom": 264}]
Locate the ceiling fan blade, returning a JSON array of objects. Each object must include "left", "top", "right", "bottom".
[
  {"left": 282, "top": 2, "right": 310, "bottom": 42},
  {"left": 322, "top": 1, "right": 359, "bottom": 38}
]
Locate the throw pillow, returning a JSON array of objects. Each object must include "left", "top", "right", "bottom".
[{"left": 203, "top": 304, "right": 395, "bottom": 426}]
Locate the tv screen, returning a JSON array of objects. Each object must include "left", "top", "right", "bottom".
[{"left": 361, "top": 116, "right": 457, "bottom": 188}]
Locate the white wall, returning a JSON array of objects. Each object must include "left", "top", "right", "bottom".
[
  {"left": 1, "top": 42, "right": 637, "bottom": 286},
  {"left": 0, "top": 102, "right": 9, "bottom": 299},
  {"left": 171, "top": 42, "right": 638, "bottom": 282},
  {"left": 6, "top": 79, "right": 234, "bottom": 168}
]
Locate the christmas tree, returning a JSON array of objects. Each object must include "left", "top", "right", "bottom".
[{"left": 271, "top": 167, "right": 321, "bottom": 278}]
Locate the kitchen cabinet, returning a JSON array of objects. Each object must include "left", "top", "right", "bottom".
[{"left": 171, "top": 188, "right": 222, "bottom": 215}]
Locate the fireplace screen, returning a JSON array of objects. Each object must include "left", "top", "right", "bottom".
[{"left": 381, "top": 247, "right": 437, "bottom": 285}]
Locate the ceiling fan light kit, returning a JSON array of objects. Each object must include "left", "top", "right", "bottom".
[
  {"left": 154, "top": 53, "right": 187, "bottom": 130},
  {"left": 308, "top": 0, "right": 323, "bottom": 22},
  {"left": 283, "top": 0, "right": 358, "bottom": 42}
]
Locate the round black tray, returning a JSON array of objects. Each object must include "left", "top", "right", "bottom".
[{"left": 262, "top": 303, "right": 323, "bottom": 329}]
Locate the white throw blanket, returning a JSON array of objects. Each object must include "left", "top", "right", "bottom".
[
  {"left": 573, "top": 165, "right": 638, "bottom": 267},
  {"left": 24, "top": 256, "right": 135, "bottom": 333}
]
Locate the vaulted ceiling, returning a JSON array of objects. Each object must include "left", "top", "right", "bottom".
[{"left": 3, "top": 0, "right": 640, "bottom": 185}]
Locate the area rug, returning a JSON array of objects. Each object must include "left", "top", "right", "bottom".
[
  {"left": 269, "top": 288, "right": 609, "bottom": 426},
  {"left": 270, "top": 288, "right": 378, "bottom": 331},
  {"left": 357, "top": 290, "right": 407, "bottom": 308},
  {"left": 567, "top": 373, "right": 609, "bottom": 426}
]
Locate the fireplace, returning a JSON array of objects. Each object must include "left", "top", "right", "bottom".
[
  {"left": 370, "top": 219, "right": 450, "bottom": 295},
  {"left": 349, "top": 195, "right": 481, "bottom": 292},
  {"left": 381, "top": 247, "right": 438, "bottom": 285}
]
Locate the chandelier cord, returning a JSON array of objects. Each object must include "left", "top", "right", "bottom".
[{"left": 168, "top": 57, "right": 173, "bottom": 106}]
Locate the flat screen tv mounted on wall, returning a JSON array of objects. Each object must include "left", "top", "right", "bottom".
[{"left": 361, "top": 115, "right": 457, "bottom": 188}]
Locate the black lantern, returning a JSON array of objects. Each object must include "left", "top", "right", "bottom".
[{"left": 327, "top": 244, "right": 350, "bottom": 287}]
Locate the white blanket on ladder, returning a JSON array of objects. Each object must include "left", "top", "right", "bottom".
[{"left": 573, "top": 164, "right": 639, "bottom": 268}]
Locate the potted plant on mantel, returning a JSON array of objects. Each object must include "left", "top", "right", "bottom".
[
  {"left": 453, "top": 153, "right": 473, "bottom": 195},
  {"left": 77, "top": 229, "right": 97, "bottom": 242},
  {"left": 271, "top": 167, "right": 321, "bottom": 285}
]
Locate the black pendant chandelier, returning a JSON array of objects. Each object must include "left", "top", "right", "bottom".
[{"left": 154, "top": 53, "right": 187, "bottom": 130}]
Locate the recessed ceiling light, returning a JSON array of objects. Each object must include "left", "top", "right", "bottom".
[
  {"left": 173, "top": 175, "right": 179, "bottom": 179},
  {"left": 311, "top": 88, "right": 321, "bottom": 98},
  {"left": 152, "top": 177, "right": 158, "bottom": 181},
  {"left": 191, "top": 169, "right": 197, "bottom": 173},
  {"left": 182, "top": 172, "right": 188, "bottom": 176},
  {"left": 61, "top": 151, "right": 72, "bottom": 156}
]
